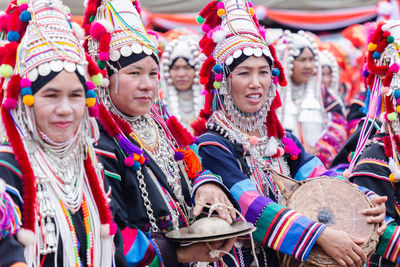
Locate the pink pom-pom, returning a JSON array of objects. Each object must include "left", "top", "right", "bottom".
[
  {"left": 273, "top": 76, "right": 279, "bottom": 85},
  {"left": 248, "top": 2, "right": 253, "bottom": 7},
  {"left": 88, "top": 105, "right": 99, "bottom": 117},
  {"left": 3, "top": 98, "right": 17, "bottom": 110},
  {"left": 110, "top": 222, "right": 117, "bottom": 235},
  {"left": 216, "top": 2, "right": 224, "bottom": 9},
  {"left": 249, "top": 136, "right": 259, "bottom": 145},
  {"left": 20, "top": 78, "right": 31, "bottom": 88},
  {"left": 382, "top": 86, "right": 390, "bottom": 94},
  {"left": 390, "top": 63, "right": 400, "bottom": 73},
  {"left": 90, "top": 23, "right": 107, "bottom": 40},
  {"left": 397, "top": 98, "right": 400, "bottom": 105},
  {"left": 0, "top": 14, "right": 8, "bottom": 32},
  {"left": 98, "top": 51, "right": 109, "bottom": 62},
  {"left": 259, "top": 27, "right": 266, "bottom": 40},
  {"left": 202, "top": 24, "right": 211, "bottom": 32},
  {"left": 214, "top": 73, "right": 223, "bottom": 82},
  {"left": 86, "top": 81, "right": 95, "bottom": 90},
  {"left": 19, "top": 3, "right": 28, "bottom": 12},
  {"left": 124, "top": 157, "right": 134, "bottom": 167}
]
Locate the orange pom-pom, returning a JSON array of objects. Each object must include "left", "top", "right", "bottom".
[
  {"left": 389, "top": 173, "right": 397, "bottom": 183},
  {"left": 22, "top": 95, "right": 34, "bottom": 106},
  {"left": 133, "top": 153, "right": 140, "bottom": 161},
  {"left": 217, "top": 9, "right": 226, "bottom": 17},
  {"left": 86, "top": 98, "right": 96, "bottom": 107}
]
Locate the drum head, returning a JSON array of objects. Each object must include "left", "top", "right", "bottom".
[{"left": 282, "top": 177, "right": 379, "bottom": 266}]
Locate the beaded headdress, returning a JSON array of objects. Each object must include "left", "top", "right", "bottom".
[
  {"left": 348, "top": 20, "right": 400, "bottom": 181},
  {"left": 192, "top": 0, "right": 287, "bottom": 137},
  {"left": 275, "top": 30, "right": 325, "bottom": 146},
  {"left": 160, "top": 35, "right": 204, "bottom": 124},
  {"left": 0, "top": 0, "right": 114, "bottom": 262}
]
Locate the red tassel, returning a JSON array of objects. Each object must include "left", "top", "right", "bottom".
[
  {"left": 203, "top": 15, "right": 220, "bottom": 31},
  {"left": 86, "top": 52, "right": 101, "bottom": 76},
  {"left": 84, "top": 157, "right": 112, "bottom": 225},
  {"left": 385, "top": 95, "right": 395, "bottom": 114},
  {"left": 268, "top": 44, "right": 287, "bottom": 86},
  {"left": 198, "top": 1, "right": 218, "bottom": 19},
  {"left": 0, "top": 13, "right": 8, "bottom": 32},
  {"left": 370, "top": 22, "right": 384, "bottom": 44},
  {"left": 367, "top": 52, "right": 388, "bottom": 75},
  {"left": 1, "top": 108, "right": 36, "bottom": 233},
  {"left": 394, "top": 135, "right": 400, "bottom": 152},
  {"left": 5, "top": 75, "right": 21, "bottom": 104},
  {"left": 191, "top": 117, "right": 207, "bottom": 137},
  {"left": 376, "top": 39, "right": 388, "bottom": 53},
  {"left": 166, "top": 116, "right": 196, "bottom": 147},
  {"left": 202, "top": 39, "right": 217, "bottom": 57},
  {"left": 110, "top": 112, "right": 132, "bottom": 135},
  {"left": 383, "top": 136, "right": 393, "bottom": 158},
  {"left": 266, "top": 109, "right": 285, "bottom": 138},
  {"left": 7, "top": 8, "right": 21, "bottom": 33},
  {"left": 199, "top": 57, "right": 215, "bottom": 78},
  {"left": 1, "top": 42, "right": 19, "bottom": 67},
  {"left": 382, "top": 71, "right": 394, "bottom": 87},
  {"left": 98, "top": 104, "right": 120, "bottom": 137},
  {"left": 199, "top": 35, "right": 209, "bottom": 49},
  {"left": 99, "top": 33, "right": 111, "bottom": 53}
]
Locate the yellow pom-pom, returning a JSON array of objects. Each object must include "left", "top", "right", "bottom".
[
  {"left": 249, "top": 7, "right": 255, "bottom": 16},
  {"left": 389, "top": 173, "right": 397, "bottom": 182},
  {"left": 0, "top": 64, "right": 13, "bottom": 78},
  {"left": 23, "top": 95, "right": 34, "bottom": 106},
  {"left": 397, "top": 105, "right": 400, "bottom": 113},
  {"left": 217, "top": 9, "right": 226, "bottom": 17},
  {"left": 86, "top": 98, "right": 96, "bottom": 107},
  {"left": 133, "top": 154, "right": 140, "bottom": 161},
  {"left": 368, "top": 42, "right": 377, "bottom": 52},
  {"left": 91, "top": 74, "right": 103, "bottom": 86},
  {"left": 17, "top": 0, "right": 28, "bottom": 5}
]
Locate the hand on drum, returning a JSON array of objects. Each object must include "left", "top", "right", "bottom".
[
  {"left": 316, "top": 228, "right": 366, "bottom": 267},
  {"left": 176, "top": 237, "right": 236, "bottom": 263},
  {"left": 193, "top": 183, "right": 236, "bottom": 224},
  {"left": 362, "top": 195, "right": 388, "bottom": 235}
]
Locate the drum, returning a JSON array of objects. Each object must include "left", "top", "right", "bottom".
[{"left": 270, "top": 170, "right": 379, "bottom": 267}]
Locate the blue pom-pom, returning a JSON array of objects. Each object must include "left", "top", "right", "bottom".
[
  {"left": 362, "top": 69, "right": 369, "bottom": 78},
  {"left": 20, "top": 87, "right": 32, "bottom": 96},
  {"left": 373, "top": 51, "right": 381, "bottom": 59},
  {"left": 394, "top": 90, "right": 400, "bottom": 99},
  {"left": 272, "top": 68, "right": 280, "bottom": 77},
  {"left": 19, "top": 11, "right": 31, "bottom": 22},
  {"left": 213, "top": 64, "right": 223, "bottom": 73},
  {"left": 86, "top": 90, "right": 96, "bottom": 98},
  {"left": 7, "top": 31, "right": 20, "bottom": 42},
  {"left": 174, "top": 151, "right": 184, "bottom": 161},
  {"left": 132, "top": 161, "right": 141, "bottom": 170}
]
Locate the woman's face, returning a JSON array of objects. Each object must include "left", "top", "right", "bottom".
[
  {"left": 291, "top": 47, "right": 315, "bottom": 85},
  {"left": 109, "top": 56, "right": 159, "bottom": 117},
  {"left": 230, "top": 56, "right": 272, "bottom": 114},
  {"left": 169, "top": 57, "right": 195, "bottom": 91},
  {"left": 33, "top": 71, "right": 86, "bottom": 143},
  {"left": 321, "top": 65, "right": 332, "bottom": 89}
]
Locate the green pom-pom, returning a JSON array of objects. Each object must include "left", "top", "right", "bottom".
[
  {"left": 213, "top": 81, "right": 221, "bottom": 89},
  {"left": 91, "top": 73, "right": 103, "bottom": 86},
  {"left": 17, "top": 0, "right": 28, "bottom": 5},
  {"left": 97, "top": 60, "right": 106, "bottom": 70},
  {"left": 387, "top": 36, "right": 395, "bottom": 44},
  {"left": 196, "top": 15, "right": 205, "bottom": 24},
  {"left": 0, "top": 65, "right": 13, "bottom": 78},
  {"left": 89, "top": 15, "right": 95, "bottom": 23},
  {"left": 388, "top": 112, "right": 397, "bottom": 121}
]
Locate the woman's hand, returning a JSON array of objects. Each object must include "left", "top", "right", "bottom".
[
  {"left": 316, "top": 228, "right": 366, "bottom": 267},
  {"left": 363, "top": 195, "right": 388, "bottom": 235},
  {"left": 176, "top": 238, "right": 236, "bottom": 263},
  {"left": 193, "top": 183, "right": 236, "bottom": 224}
]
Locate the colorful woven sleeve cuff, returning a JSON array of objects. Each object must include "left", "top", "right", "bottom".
[
  {"left": 151, "top": 232, "right": 178, "bottom": 267},
  {"left": 253, "top": 202, "right": 326, "bottom": 262},
  {"left": 376, "top": 222, "right": 400, "bottom": 264},
  {"left": 356, "top": 185, "right": 377, "bottom": 199}
]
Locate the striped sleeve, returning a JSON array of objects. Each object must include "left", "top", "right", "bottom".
[
  {"left": 376, "top": 222, "right": 400, "bottom": 264},
  {"left": 198, "top": 133, "right": 325, "bottom": 261}
]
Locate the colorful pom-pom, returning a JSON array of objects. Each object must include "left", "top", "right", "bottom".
[
  {"left": 3, "top": 98, "right": 17, "bottom": 110},
  {"left": 394, "top": 90, "right": 400, "bottom": 99},
  {"left": 273, "top": 76, "right": 279, "bottom": 85},
  {"left": 213, "top": 81, "right": 221, "bottom": 89},
  {"left": 249, "top": 8, "right": 255, "bottom": 16},
  {"left": 0, "top": 65, "right": 13, "bottom": 78},
  {"left": 124, "top": 157, "right": 134, "bottom": 167},
  {"left": 213, "top": 64, "right": 223, "bottom": 73},
  {"left": 383, "top": 31, "right": 391, "bottom": 38},
  {"left": 214, "top": 73, "right": 223, "bottom": 82},
  {"left": 88, "top": 105, "right": 99, "bottom": 117},
  {"left": 97, "top": 60, "right": 106, "bottom": 69},
  {"left": 7, "top": 31, "right": 20, "bottom": 42},
  {"left": 19, "top": 3, "right": 28, "bottom": 12},
  {"left": 387, "top": 112, "right": 397, "bottom": 121},
  {"left": 23, "top": 95, "right": 34, "bottom": 106},
  {"left": 397, "top": 106, "right": 400, "bottom": 113},
  {"left": 19, "top": 10, "right": 31, "bottom": 22},
  {"left": 174, "top": 151, "right": 184, "bottom": 160},
  {"left": 133, "top": 153, "right": 140, "bottom": 161},
  {"left": 368, "top": 43, "right": 377, "bottom": 52},
  {"left": 201, "top": 24, "right": 211, "bottom": 33},
  {"left": 196, "top": 15, "right": 205, "bottom": 24},
  {"left": 389, "top": 173, "right": 397, "bottom": 183},
  {"left": 20, "top": 78, "right": 31, "bottom": 88},
  {"left": 387, "top": 36, "right": 395, "bottom": 44},
  {"left": 86, "top": 98, "right": 96, "bottom": 107},
  {"left": 362, "top": 69, "right": 369, "bottom": 78},
  {"left": 390, "top": 63, "right": 400, "bottom": 73},
  {"left": 200, "top": 76, "right": 209, "bottom": 85},
  {"left": 90, "top": 22, "right": 107, "bottom": 40},
  {"left": 98, "top": 52, "right": 109, "bottom": 62},
  {"left": 86, "top": 81, "right": 95, "bottom": 90},
  {"left": 86, "top": 90, "right": 96, "bottom": 98},
  {"left": 217, "top": 9, "right": 226, "bottom": 17},
  {"left": 17, "top": 0, "right": 28, "bottom": 5},
  {"left": 132, "top": 161, "right": 141, "bottom": 170},
  {"left": 139, "top": 156, "right": 145, "bottom": 165},
  {"left": 290, "top": 155, "right": 298, "bottom": 160},
  {"left": 20, "top": 87, "right": 32, "bottom": 96},
  {"left": 89, "top": 16, "right": 95, "bottom": 23},
  {"left": 217, "top": 2, "right": 224, "bottom": 9},
  {"left": 373, "top": 51, "right": 381, "bottom": 59},
  {"left": 271, "top": 68, "right": 280, "bottom": 77},
  {"left": 91, "top": 73, "right": 103, "bottom": 86},
  {"left": 249, "top": 136, "right": 259, "bottom": 145},
  {"left": 382, "top": 86, "right": 390, "bottom": 94}
]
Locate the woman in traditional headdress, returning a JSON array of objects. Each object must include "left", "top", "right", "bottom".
[
  {"left": 0, "top": 0, "right": 126, "bottom": 266},
  {"left": 348, "top": 20, "right": 400, "bottom": 266},
  {"left": 82, "top": 0, "right": 236, "bottom": 265},
  {"left": 160, "top": 35, "right": 204, "bottom": 129},
  {"left": 192, "top": 0, "right": 386, "bottom": 266}
]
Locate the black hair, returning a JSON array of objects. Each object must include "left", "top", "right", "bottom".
[
  {"left": 107, "top": 52, "right": 159, "bottom": 74},
  {"left": 294, "top": 47, "right": 315, "bottom": 59},
  {"left": 31, "top": 70, "right": 86, "bottom": 95},
  {"left": 170, "top": 57, "right": 195, "bottom": 69},
  {"left": 226, "top": 54, "right": 273, "bottom": 74}
]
